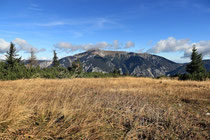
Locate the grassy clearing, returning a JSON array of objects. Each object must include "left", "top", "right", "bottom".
[{"left": 0, "top": 77, "right": 209, "bottom": 139}]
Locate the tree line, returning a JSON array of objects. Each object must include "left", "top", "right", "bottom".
[{"left": 0, "top": 42, "right": 121, "bottom": 80}]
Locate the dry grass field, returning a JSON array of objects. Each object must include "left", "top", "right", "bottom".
[{"left": 0, "top": 77, "right": 209, "bottom": 139}]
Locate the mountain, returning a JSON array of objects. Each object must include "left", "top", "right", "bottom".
[
  {"left": 59, "top": 49, "right": 183, "bottom": 77},
  {"left": 204, "top": 60, "right": 210, "bottom": 70},
  {"left": 23, "top": 60, "right": 52, "bottom": 68}
]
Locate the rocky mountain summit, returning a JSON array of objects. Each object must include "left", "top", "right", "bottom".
[{"left": 59, "top": 49, "right": 183, "bottom": 77}]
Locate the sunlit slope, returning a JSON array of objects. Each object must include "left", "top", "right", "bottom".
[{"left": 0, "top": 78, "right": 209, "bottom": 139}]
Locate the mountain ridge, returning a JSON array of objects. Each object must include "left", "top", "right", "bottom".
[{"left": 59, "top": 49, "right": 183, "bottom": 77}]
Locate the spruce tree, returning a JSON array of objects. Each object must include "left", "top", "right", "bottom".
[
  {"left": 186, "top": 45, "right": 206, "bottom": 74},
  {"left": 185, "top": 45, "right": 206, "bottom": 81},
  {"left": 52, "top": 50, "right": 59, "bottom": 67},
  {"left": 5, "top": 42, "right": 21, "bottom": 67}
]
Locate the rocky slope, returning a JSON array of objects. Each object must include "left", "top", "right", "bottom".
[
  {"left": 59, "top": 49, "right": 182, "bottom": 77},
  {"left": 23, "top": 60, "right": 52, "bottom": 68}
]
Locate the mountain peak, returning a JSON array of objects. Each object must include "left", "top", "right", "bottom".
[
  {"left": 86, "top": 48, "right": 101, "bottom": 52},
  {"left": 59, "top": 50, "right": 184, "bottom": 77}
]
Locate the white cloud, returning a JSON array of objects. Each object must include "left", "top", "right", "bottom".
[
  {"left": 13, "top": 38, "right": 46, "bottom": 53},
  {"left": 39, "top": 57, "right": 48, "bottom": 60},
  {"left": 147, "top": 37, "right": 210, "bottom": 58},
  {"left": 55, "top": 40, "right": 135, "bottom": 52},
  {"left": 55, "top": 42, "right": 110, "bottom": 52},
  {"left": 113, "top": 40, "right": 122, "bottom": 49},
  {"left": 0, "top": 54, "right": 6, "bottom": 60},
  {"left": 0, "top": 38, "right": 46, "bottom": 54},
  {"left": 0, "top": 39, "right": 10, "bottom": 53},
  {"left": 147, "top": 37, "right": 190, "bottom": 53},
  {"left": 125, "top": 41, "right": 135, "bottom": 48}
]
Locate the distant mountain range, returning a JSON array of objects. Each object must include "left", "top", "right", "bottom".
[{"left": 1, "top": 49, "right": 210, "bottom": 77}]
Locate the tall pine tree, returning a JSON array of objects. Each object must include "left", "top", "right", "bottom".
[
  {"left": 52, "top": 50, "right": 59, "bottom": 67},
  {"left": 186, "top": 45, "right": 206, "bottom": 74},
  {"left": 5, "top": 42, "right": 21, "bottom": 67}
]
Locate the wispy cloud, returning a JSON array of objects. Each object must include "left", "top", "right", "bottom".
[
  {"left": 33, "top": 17, "right": 123, "bottom": 29},
  {"left": 28, "top": 3, "right": 43, "bottom": 11},
  {"left": 68, "top": 31, "right": 84, "bottom": 38},
  {"left": 29, "top": 17, "right": 124, "bottom": 38},
  {"left": 34, "top": 21, "right": 66, "bottom": 27},
  {"left": 93, "top": 18, "right": 122, "bottom": 29},
  {"left": 54, "top": 40, "right": 135, "bottom": 53},
  {"left": 0, "top": 30, "right": 20, "bottom": 35},
  {"left": 14, "top": 38, "right": 46, "bottom": 53},
  {"left": 192, "top": 3, "right": 210, "bottom": 13}
]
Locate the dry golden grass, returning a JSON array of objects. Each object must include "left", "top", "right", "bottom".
[{"left": 0, "top": 77, "right": 209, "bottom": 139}]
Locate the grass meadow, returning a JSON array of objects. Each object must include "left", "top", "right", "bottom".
[{"left": 0, "top": 77, "right": 209, "bottom": 139}]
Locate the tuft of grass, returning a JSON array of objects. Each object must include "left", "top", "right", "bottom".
[{"left": 0, "top": 77, "right": 209, "bottom": 139}]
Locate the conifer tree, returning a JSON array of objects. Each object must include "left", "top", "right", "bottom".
[
  {"left": 52, "top": 50, "right": 59, "bottom": 67},
  {"left": 186, "top": 45, "right": 206, "bottom": 74},
  {"left": 183, "top": 45, "right": 207, "bottom": 81},
  {"left": 5, "top": 42, "right": 21, "bottom": 67}
]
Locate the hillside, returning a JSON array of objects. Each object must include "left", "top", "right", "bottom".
[
  {"left": 0, "top": 78, "right": 209, "bottom": 139},
  {"left": 59, "top": 49, "right": 182, "bottom": 77}
]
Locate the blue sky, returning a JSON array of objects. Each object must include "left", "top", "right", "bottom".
[{"left": 0, "top": 0, "right": 210, "bottom": 63}]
